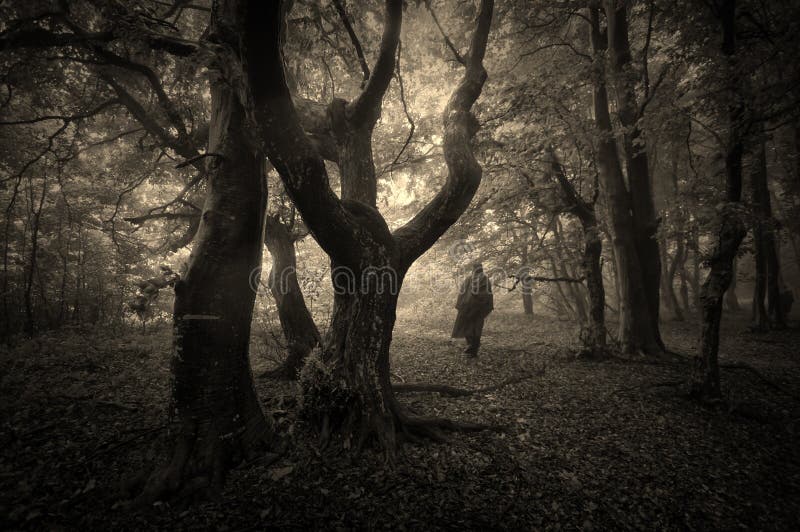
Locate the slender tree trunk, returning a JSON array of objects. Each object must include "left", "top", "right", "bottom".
[
  {"left": 666, "top": 233, "right": 686, "bottom": 321},
  {"left": 725, "top": 258, "right": 741, "bottom": 311},
  {"left": 750, "top": 138, "right": 786, "bottom": 328},
  {"left": 679, "top": 263, "right": 691, "bottom": 314},
  {"left": 2, "top": 175, "right": 23, "bottom": 337},
  {"left": 549, "top": 256, "right": 577, "bottom": 320},
  {"left": 690, "top": 231, "right": 701, "bottom": 310},
  {"left": 548, "top": 148, "right": 606, "bottom": 353},
  {"left": 691, "top": 0, "right": 748, "bottom": 399},
  {"left": 583, "top": 224, "right": 606, "bottom": 351},
  {"left": 563, "top": 262, "right": 588, "bottom": 323},
  {"left": 660, "top": 240, "right": 675, "bottom": 318},
  {"left": 521, "top": 277, "right": 534, "bottom": 315},
  {"left": 262, "top": 215, "right": 320, "bottom": 379},
  {"left": 24, "top": 174, "right": 47, "bottom": 337},
  {"left": 135, "top": 16, "right": 272, "bottom": 503},
  {"left": 752, "top": 191, "right": 769, "bottom": 331}
]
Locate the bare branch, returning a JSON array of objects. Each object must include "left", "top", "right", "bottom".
[
  {"left": 0, "top": 99, "right": 120, "bottom": 126},
  {"left": 175, "top": 152, "right": 225, "bottom": 169},
  {"left": 388, "top": 39, "right": 415, "bottom": 171},
  {"left": 393, "top": 0, "right": 494, "bottom": 266},
  {"left": 426, "top": 2, "right": 466, "bottom": 65},
  {"left": 331, "top": 0, "right": 371, "bottom": 84},
  {"left": 124, "top": 211, "right": 198, "bottom": 225},
  {"left": 346, "top": 0, "right": 403, "bottom": 125}
]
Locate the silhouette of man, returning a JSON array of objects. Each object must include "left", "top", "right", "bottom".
[{"left": 452, "top": 262, "right": 494, "bottom": 357}]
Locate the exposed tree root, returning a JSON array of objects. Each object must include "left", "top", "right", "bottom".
[
  {"left": 392, "top": 368, "right": 544, "bottom": 398},
  {"left": 125, "top": 419, "right": 275, "bottom": 508},
  {"left": 606, "top": 352, "right": 800, "bottom": 404},
  {"left": 720, "top": 362, "right": 800, "bottom": 402},
  {"left": 389, "top": 397, "right": 500, "bottom": 447}
]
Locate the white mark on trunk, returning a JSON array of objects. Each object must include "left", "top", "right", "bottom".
[{"left": 181, "top": 314, "right": 221, "bottom": 320}]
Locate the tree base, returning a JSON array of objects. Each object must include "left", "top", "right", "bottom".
[{"left": 125, "top": 414, "right": 274, "bottom": 507}]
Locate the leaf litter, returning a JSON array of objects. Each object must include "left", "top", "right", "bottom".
[{"left": 1, "top": 312, "right": 799, "bottom": 529}]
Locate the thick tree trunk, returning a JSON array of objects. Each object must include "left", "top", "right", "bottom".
[
  {"left": 312, "top": 221, "right": 403, "bottom": 450},
  {"left": 589, "top": 7, "right": 661, "bottom": 355},
  {"left": 605, "top": 0, "right": 663, "bottom": 346},
  {"left": 263, "top": 215, "right": 320, "bottom": 379},
  {"left": 258, "top": 0, "right": 494, "bottom": 452},
  {"left": 135, "top": 23, "right": 271, "bottom": 503}
]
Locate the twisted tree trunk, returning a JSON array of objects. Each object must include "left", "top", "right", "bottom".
[
  {"left": 548, "top": 147, "right": 606, "bottom": 354},
  {"left": 262, "top": 215, "right": 320, "bottom": 379},
  {"left": 691, "top": 0, "right": 748, "bottom": 399},
  {"left": 256, "top": 0, "right": 495, "bottom": 451}
]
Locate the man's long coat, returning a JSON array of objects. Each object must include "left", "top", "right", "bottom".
[{"left": 451, "top": 271, "right": 494, "bottom": 338}]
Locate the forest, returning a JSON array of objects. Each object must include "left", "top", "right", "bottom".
[{"left": 1, "top": 0, "right": 799, "bottom": 529}]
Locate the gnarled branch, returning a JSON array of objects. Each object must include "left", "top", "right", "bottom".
[
  {"left": 393, "top": 0, "right": 494, "bottom": 267},
  {"left": 346, "top": 0, "right": 403, "bottom": 126}
]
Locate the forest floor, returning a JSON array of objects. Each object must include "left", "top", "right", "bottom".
[{"left": 2, "top": 310, "right": 800, "bottom": 530}]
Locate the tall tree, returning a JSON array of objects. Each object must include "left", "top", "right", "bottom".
[
  {"left": 751, "top": 135, "right": 786, "bottom": 330},
  {"left": 254, "top": 0, "right": 495, "bottom": 449},
  {"left": 690, "top": 0, "right": 748, "bottom": 399},
  {"left": 588, "top": 4, "right": 662, "bottom": 355},
  {"left": 604, "top": 0, "right": 663, "bottom": 346}
]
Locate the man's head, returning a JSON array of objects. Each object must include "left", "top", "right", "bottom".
[{"left": 471, "top": 262, "right": 483, "bottom": 274}]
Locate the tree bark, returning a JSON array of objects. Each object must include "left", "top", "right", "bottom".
[
  {"left": 262, "top": 215, "right": 320, "bottom": 379},
  {"left": 135, "top": 3, "right": 272, "bottom": 503},
  {"left": 750, "top": 138, "right": 785, "bottom": 328},
  {"left": 725, "top": 258, "right": 741, "bottom": 311},
  {"left": 589, "top": 6, "right": 661, "bottom": 354},
  {"left": 548, "top": 147, "right": 606, "bottom": 352},
  {"left": 256, "top": 0, "right": 494, "bottom": 451},
  {"left": 604, "top": 0, "right": 663, "bottom": 345},
  {"left": 24, "top": 174, "right": 47, "bottom": 337},
  {"left": 521, "top": 277, "right": 534, "bottom": 315},
  {"left": 690, "top": 0, "right": 748, "bottom": 399}
]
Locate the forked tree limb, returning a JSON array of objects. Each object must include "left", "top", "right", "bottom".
[{"left": 392, "top": 0, "right": 494, "bottom": 266}]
